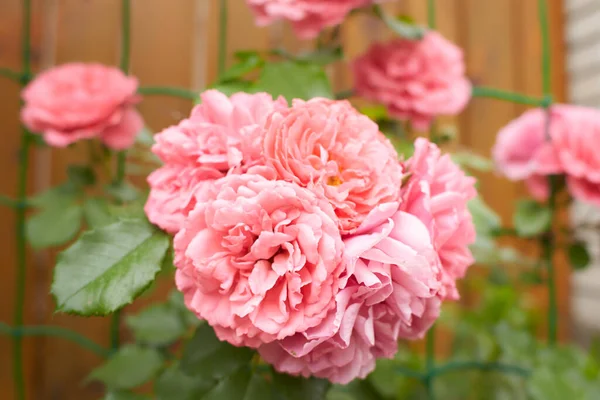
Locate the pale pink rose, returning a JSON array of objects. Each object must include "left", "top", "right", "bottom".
[
  {"left": 353, "top": 32, "right": 472, "bottom": 130},
  {"left": 145, "top": 90, "right": 287, "bottom": 233},
  {"left": 402, "top": 138, "right": 477, "bottom": 300},
  {"left": 174, "top": 173, "right": 345, "bottom": 348},
  {"left": 21, "top": 63, "right": 142, "bottom": 149},
  {"left": 246, "top": 0, "right": 383, "bottom": 39},
  {"left": 259, "top": 203, "right": 442, "bottom": 383},
  {"left": 263, "top": 98, "right": 403, "bottom": 234}
]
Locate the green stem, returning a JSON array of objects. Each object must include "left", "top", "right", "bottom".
[
  {"left": 218, "top": 0, "right": 228, "bottom": 75},
  {"left": 427, "top": 361, "right": 530, "bottom": 379},
  {"left": 0, "top": 67, "right": 22, "bottom": 82},
  {"left": 427, "top": 0, "right": 436, "bottom": 29},
  {"left": 472, "top": 86, "right": 545, "bottom": 106},
  {"left": 137, "top": 86, "right": 198, "bottom": 100},
  {"left": 13, "top": 1, "right": 32, "bottom": 399},
  {"left": 538, "top": 0, "right": 552, "bottom": 95},
  {"left": 335, "top": 89, "right": 354, "bottom": 100},
  {"left": 538, "top": 0, "right": 558, "bottom": 346},
  {"left": 115, "top": 0, "right": 132, "bottom": 185},
  {"left": 425, "top": 326, "right": 436, "bottom": 399},
  {"left": 0, "top": 323, "right": 110, "bottom": 358}
]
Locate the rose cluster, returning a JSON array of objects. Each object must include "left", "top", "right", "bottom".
[
  {"left": 145, "top": 91, "right": 477, "bottom": 384},
  {"left": 493, "top": 105, "right": 600, "bottom": 206}
]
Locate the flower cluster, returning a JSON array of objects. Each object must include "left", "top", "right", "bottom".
[
  {"left": 21, "top": 63, "right": 143, "bottom": 150},
  {"left": 145, "top": 91, "right": 477, "bottom": 383},
  {"left": 493, "top": 105, "right": 600, "bottom": 206}
]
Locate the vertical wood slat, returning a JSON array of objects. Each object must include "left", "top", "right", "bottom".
[{"left": 0, "top": 0, "right": 569, "bottom": 397}]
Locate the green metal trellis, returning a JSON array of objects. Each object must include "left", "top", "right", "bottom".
[{"left": 0, "top": 0, "right": 558, "bottom": 399}]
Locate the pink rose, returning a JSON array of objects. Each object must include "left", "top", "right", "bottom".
[
  {"left": 174, "top": 173, "right": 345, "bottom": 348},
  {"left": 246, "top": 0, "right": 382, "bottom": 39},
  {"left": 544, "top": 105, "right": 600, "bottom": 206},
  {"left": 353, "top": 32, "right": 472, "bottom": 130},
  {"left": 402, "top": 138, "right": 477, "bottom": 300},
  {"left": 492, "top": 107, "right": 564, "bottom": 199},
  {"left": 263, "top": 98, "right": 403, "bottom": 234},
  {"left": 259, "top": 203, "right": 442, "bottom": 384},
  {"left": 21, "top": 63, "right": 142, "bottom": 149},
  {"left": 145, "top": 90, "right": 287, "bottom": 233}
]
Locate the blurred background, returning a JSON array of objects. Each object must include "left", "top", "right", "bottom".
[{"left": 2, "top": 0, "right": 597, "bottom": 399}]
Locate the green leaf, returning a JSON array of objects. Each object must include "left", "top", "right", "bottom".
[
  {"left": 513, "top": 199, "right": 552, "bottom": 237},
  {"left": 26, "top": 201, "right": 82, "bottom": 249},
  {"left": 168, "top": 290, "right": 201, "bottom": 328},
  {"left": 273, "top": 46, "right": 343, "bottom": 66},
  {"left": 135, "top": 127, "right": 155, "bottom": 147},
  {"left": 273, "top": 372, "right": 331, "bottom": 400},
  {"left": 104, "top": 391, "right": 152, "bottom": 400},
  {"left": 83, "top": 197, "right": 113, "bottom": 228},
  {"left": 155, "top": 363, "right": 214, "bottom": 400},
  {"left": 51, "top": 218, "right": 169, "bottom": 315},
  {"left": 105, "top": 181, "right": 140, "bottom": 203},
  {"left": 209, "top": 80, "right": 254, "bottom": 97},
  {"left": 28, "top": 183, "right": 79, "bottom": 208},
  {"left": 469, "top": 196, "right": 502, "bottom": 236},
  {"left": 254, "top": 61, "right": 333, "bottom": 101},
  {"left": 181, "top": 324, "right": 254, "bottom": 380},
  {"left": 373, "top": 5, "right": 425, "bottom": 40},
  {"left": 568, "top": 242, "right": 591, "bottom": 270},
  {"left": 88, "top": 344, "right": 163, "bottom": 390},
  {"left": 452, "top": 151, "right": 494, "bottom": 172},
  {"left": 126, "top": 303, "right": 187, "bottom": 346},
  {"left": 67, "top": 165, "right": 96, "bottom": 187},
  {"left": 219, "top": 53, "right": 264, "bottom": 83}
]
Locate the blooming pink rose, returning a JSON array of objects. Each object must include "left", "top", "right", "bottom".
[
  {"left": 259, "top": 203, "right": 442, "bottom": 383},
  {"left": 174, "top": 173, "right": 345, "bottom": 348},
  {"left": 544, "top": 105, "right": 600, "bottom": 206},
  {"left": 145, "top": 90, "right": 287, "bottom": 233},
  {"left": 353, "top": 32, "right": 471, "bottom": 130},
  {"left": 402, "top": 138, "right": 477, "bottom": 300},
  {"left": 492, "top": 107, "right": 565, "bottom": 199},
  {"left": 21, "top": 63, "right": 142, "bottom": 149},
  {"left": 263, "top": 98, "right": 403, "bottom": 234},
  {"left": 246, "top": 0, "right": 383, "bottom": 39}
]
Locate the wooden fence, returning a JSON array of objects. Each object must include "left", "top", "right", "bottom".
[{"left": 0, "top": 0, "right": 567, "bottom": 398}]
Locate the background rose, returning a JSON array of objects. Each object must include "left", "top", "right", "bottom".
[
  {"left": 174, "top": 173, "right": 345, "bottom": 348},
  {"left": 263, "top": 98, "right": 403, "bottom": 234},
  {"left": 402, "top": 138, "right": 476, "bottom": 300},
  {"left": 21, "top": 62, "right": 142, "bottom": 149},
  {"left": 246, "top": 0, "right": 382, "bottom": 39},
  {"left": 259, "top": 203, "right": 442, "bottom": 383},
  {"left": 145, "top": 90, "right": 286, "bottom": 233},
  {"left": 353, "top": 32, "right": 471, "bottom": 130}
]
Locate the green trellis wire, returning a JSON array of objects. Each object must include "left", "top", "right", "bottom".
[{"left": 0, "top": 0, "right": 557, "bottom": 399}]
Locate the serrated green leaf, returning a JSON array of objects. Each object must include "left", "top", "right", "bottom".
[
  {"left": 168, "top": 290, "right": 201, "bottom": 328},
  {"left": 513, "top": 199, "right": 552, "bottom": 238},
  {"left": 273, "top": 372, "right": 331, "bottom": 400},
  {"left": 254, "top": 61, "right": 333, "bottom": 101},
  {"left": 452, "top": 151, "right": 494, "bottom": 172},
  {"left": 126, "top": 304, "right": 186, "bottom": 346},
  {"left": 67, "top": 165, "right": 96, "bottom": 187},
  {"left": 155, "top": 362, "right": 214, "bottom": 400},
  {"left": 51, "top": 219, "right": 169, "bottom": 315},
  {"left": 83, "top": 197, "right": 113, "bottom": 228},
  {"left": 88, "top": 345, "right": 163, "bottom": 390},
  {"left": 469, "top": 196, "right": 502, "bottom": 236},
  {"left": 104, "top": 391, "right": 152, "bottom": 400},
  {"left": 218, "top": 53, "right": 264, "bottom": 83},
  {"left": 181, "top": 324, "right": 254, "bottom": 380},
  {"left": 26, "top": 201, "right": 82, "bottom": 249},
  {"left": 374, "top": 5, "right": 425, "bottom": 39},
  {"left": 105, "top": 181, "right": 140, "bottom": 203},
  {"left": 568, "top": 242, "right": 591, "bottom": 270},
  {"left": 28, "top": 183, "right": 79, "bottom": 208}
]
